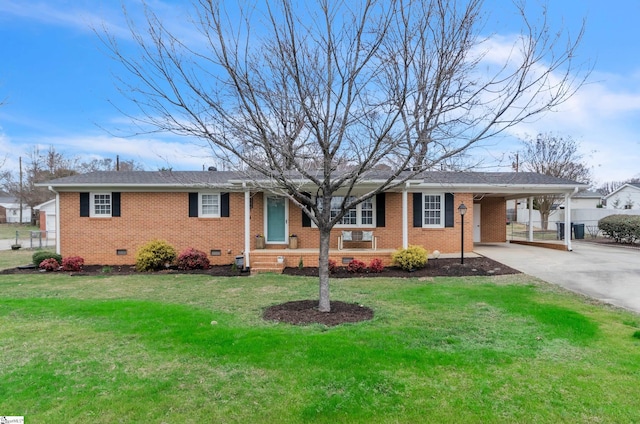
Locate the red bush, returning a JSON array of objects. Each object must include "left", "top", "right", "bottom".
[
  {"left": 347, "top": 259, "right": 367, "bottom": 273},
  {"left": 176, "top": 248, "right": 211, "bottom": 270},
  {"left": 39, "top": 258, "right": 60, "bottom": 272},
  {"left": 328, "top": 259, "right": 337, "bottom": 274},
  {"left": 62, "top": 256, "right": 84, "bottom": 272},
  {"left": 368, "top": 258, "right": 384, "bottom": 273}
]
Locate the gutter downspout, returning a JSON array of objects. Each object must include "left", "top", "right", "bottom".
[
  {"left": 47, "top": 186, "right": 61, "bottom": 255},
  {"left": 565, "top": 187, "right": 579, "bottom": 252}
]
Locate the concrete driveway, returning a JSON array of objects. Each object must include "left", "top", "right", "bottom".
[{"left": 475, "top": 242, "right": 640, "bottom": 313}]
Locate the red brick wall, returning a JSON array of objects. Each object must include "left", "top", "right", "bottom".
[
  {"left": 478, "top": 197, "right": 507, "bottom": 242},
  {"left": 60, "top": 190, "right": 479, "bottom": 265},
  {"left": 408, "top": 193, "right": 474, "bottom": 253},
  {"left": 59, "top": 191, "right": 245, "bottom": 265}
]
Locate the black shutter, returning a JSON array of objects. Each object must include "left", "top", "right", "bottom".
[
  {"left": 413, "top": 193, "right": 422, "bottom": 227},
  {"left": 221, "top": 193, "right": 230, "bottom": 217},
  {"left": 376, "top": 193, "right": 385, "bottom": 227},
  {"left": 112, "top": 192, "right": 121, "bottom": 217},
  {"left": 188, "top": 193, "right": 198, "bottom": 217},
  {"left": 301, "top": 192, "right": 312, "bottom": 227},
  {"left": 80, "top": 193, "right": 90, "bottom": 217},
  {"left": 444, "top": 193, "right": 454, "bottom": 228}
]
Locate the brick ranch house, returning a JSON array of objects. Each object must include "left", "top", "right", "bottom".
[{"left": 40, "top": 170, "right": 585, "bottom": 272}]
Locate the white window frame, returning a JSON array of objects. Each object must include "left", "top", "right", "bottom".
[
  {"left": 199, "top": 192, "right": 220, "bottom": 218},
  {"left": 90, "top": 192, "right": 112, "bottom": 218},
  {"left": 327, "top": 195, "right": 376, "bottom": 228},
  {"left": 422, "top": 193, "right": 444, "bottom": 228}
]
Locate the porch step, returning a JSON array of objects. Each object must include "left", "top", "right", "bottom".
[{"left": 250, "top": 260, "right": 285, "bottom": 275}]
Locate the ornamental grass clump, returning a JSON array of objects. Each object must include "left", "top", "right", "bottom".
[
  {"left": 176, "top": 248, "right": 210, "bottom": 270},
  {"left": 135, "top": 239, "right": 177, "bottom": 272},
  {"left": 392, "top": 245, "right": 428, "bottom": 271}
]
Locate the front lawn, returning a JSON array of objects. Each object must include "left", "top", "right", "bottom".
[{"left": 1, "top": 271, "right": 640, "bottom": 423}]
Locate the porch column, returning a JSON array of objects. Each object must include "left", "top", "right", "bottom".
[
  {"left": 528, "top": 197, "right": 534, "bottom": 242},
  {"left": 244, "top": 186, "right": 251, "bottom": 268},
  {"left": 402, "top": 185, "right": 409, "bottom": 249},
  {"left": 565, "top": 192, "right": 572, "bottom": 251}
]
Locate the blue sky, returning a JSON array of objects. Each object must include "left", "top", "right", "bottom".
[{"left": 0, "top": 0, "right": 639, "bottom": 185}]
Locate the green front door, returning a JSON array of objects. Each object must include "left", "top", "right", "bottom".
[{"left": 266, "top": 196, "right": 287, "bottom": 243}]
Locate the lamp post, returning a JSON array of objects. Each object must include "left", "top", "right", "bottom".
[{"left": 458, "top": 203, "right": 467, "bottom": 265}]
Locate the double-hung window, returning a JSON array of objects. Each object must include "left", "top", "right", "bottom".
[
  {"left": 423, "top": 193, "right": 443, "bottom": 227},
  {"left": 90, "top": 193, "right": 112, "bottom": 217},
  {"left": 200, "top": 193, "right": 220, "bottom": 217},
  {"left": 329, "top": 196, "right": 375, "bottom": 227}
]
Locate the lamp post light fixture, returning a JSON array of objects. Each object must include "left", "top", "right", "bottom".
[{"left": 458, "top": 203, "right": 467, "bottom": 265}]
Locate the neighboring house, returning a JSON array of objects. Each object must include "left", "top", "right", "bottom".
[
  {"left": 0, "top": 191, "right": 32, "bottom": 224},
  {"left": 561, "top": 190, "right": 602, "bottom": 209},
  {"left": 35, "top": 198, "right": 57, "bottom": 239},
  {"left": 40, "top": 171, "right": 585, "bottom": 270},
  {"left": 603, "top": 183, "right": 640, "bottom": 210}
]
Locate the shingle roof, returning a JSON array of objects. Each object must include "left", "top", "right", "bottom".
[{"left": 41, "top": 170, "right": 584, "bottom": 188}]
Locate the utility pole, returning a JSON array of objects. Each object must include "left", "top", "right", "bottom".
[{"left": 19, "top": 156, "right": 23, "bottom": 224}]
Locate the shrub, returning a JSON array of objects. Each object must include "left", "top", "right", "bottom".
[
  {"left": 392, "top": 245, "right": 428, "bottom": 271},
  {"left": 369, "top": 258, "right": 384, "bottom": 273},
  {"left": 598, "top": 215, "right": 640, "bottom": 244},
  {"left": 62, "top": 256, "right": 84, "bottom": 272},
  {"left": 347, "top": 259, "right": 367, "bottom": 273},
  {"left": 32, "top": 251, "right": 62, "bottom": 267},
  {"left": 39, "top": 258, "right": 60, "bottom": 272},
  {"left": 176, "top": 248, "right": 210, "bottom": 270},
  {"left": 135, "top": 239, "right": 177, "bottom": 272},
  {"left": 328, "top": 259, "right": 337, "bottom": 274}
]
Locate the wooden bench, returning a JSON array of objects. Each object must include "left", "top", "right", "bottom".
[{"left": 338, "top": 230, "right": 377, "bottom": 250}]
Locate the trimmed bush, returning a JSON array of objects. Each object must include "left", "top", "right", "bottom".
[
  {"left": 392, "top": 245, "right": 428, "bottom": 271},
  {"left": 598, "top": 215, "right": 640, "bottom": 244},
  {"left": 32, "top": 251, "right": 62, "bottom": 267},
  {"left": 369, "top": 258, "right": 384, "bottom": 273},
  {"left": 328, "top": 259, "right": 337, "bottom": 274},
  {"left": 135, "top": 239, "right": 177, "bottom": 272},
  {"left": 39, "top": 258, "right": 60, "bottom": 272},
  {"left": 347, "top": 259, "right": 367, "bottom": 273},
  {"left": 62, "top": 256, "right": 85, "bottom": 272},
  {"left": 176, "top": 248, "right": 210, "bottom": 270}
]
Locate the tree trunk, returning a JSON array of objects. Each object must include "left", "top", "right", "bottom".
[
  {"left": 540, "top": 211, "right": 549, "bottom": 231},
  {"left": 318, "top": 228, "right": 331, "bottom": 312}
]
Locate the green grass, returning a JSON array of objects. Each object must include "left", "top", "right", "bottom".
[
  {"left": 0, "top": 223, "right": 39, "bottom": 239},
  {"left": 0, "top": 248, "right": 34, "bottom": 270},
  {"left": 1, "top": 270, "right": 640, "bottom": 423}
]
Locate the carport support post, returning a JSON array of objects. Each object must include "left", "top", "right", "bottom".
[
  {"left": 564, "top": 192, "right": 572, "bottom": 251},
  {"left": 528, "top": 197, "right": 534, "bottom": 241}
]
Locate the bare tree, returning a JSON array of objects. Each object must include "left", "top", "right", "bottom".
[
  {"left": 517, "top": 133, "right": 592, "bottom": 229},
  {"left": 105, "top": 0, "right": 587, "bottom": 311},
  {"left": 5, "top": 146, "right": 77, "bottom": 223},
  {"left": 79, "top": 157, "right": 145, "bottom": 173}
]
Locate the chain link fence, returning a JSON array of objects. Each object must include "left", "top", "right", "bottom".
[{"left": 0, "top": 229, "right": 55, "bottom": 250}]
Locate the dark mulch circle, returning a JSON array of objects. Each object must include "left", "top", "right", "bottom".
[{"left": 263, "top": 300, "right": 374, "bottom": 326}]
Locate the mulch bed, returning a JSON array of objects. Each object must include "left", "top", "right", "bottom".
[
  {"left": 282, "top": 256, "right": 520, "bottom": 278},
  {"left": 0, "top": 264, "right": 249, "bottom": 276}
]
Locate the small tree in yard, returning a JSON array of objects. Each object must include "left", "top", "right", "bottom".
[
  {"left": 517, "top": 133, "right": 592, "bottom": 230},
  {"left": 105, "top": 0, "right": 587, "bottom": 311}
]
